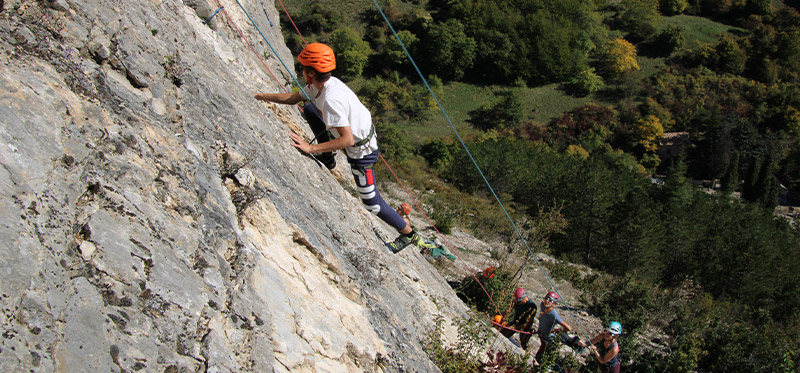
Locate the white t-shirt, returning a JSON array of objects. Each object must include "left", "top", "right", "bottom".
[{"left": 304, "top": 77, "right": 378, "bottom": 159}]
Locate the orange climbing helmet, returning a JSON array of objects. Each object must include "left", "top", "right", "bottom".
[
  {"left": 493, "top": 314, "right": 504, "bottom": 324},
  {"left": 400, "top": 203, "right": 412, "bottom": 216},
  {"left": 298, "top": 43, "right": 336, "bottom": 73}
]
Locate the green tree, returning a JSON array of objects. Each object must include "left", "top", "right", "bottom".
[
  {"left": 618, "top": 0, "right": 660, "bottom": 40},
  {"left": 295, "top": 4, "right": 341, "bottom": 34},
  {"left": 421, "top": 138, "right": 457, "bottom": 171},
  {"left": 329, "top": 27, "right": 371, "bottom": 80},
  {"left": 420, "top": 19, "right": 476, "bottom": 81},
  {"left": 358, "top": 73, "right": 434, "bottom": 121},
  {"left": 714, "top": 36, "right": 746, "bottom": 74},
  {"left": 467, "top": 91, "right": 523, "bottom": 131},
  {"left": 654, "top": 25, "right": 685, "bottom": 55},
  {"left": 566, "top": 67, "right": 605, "bottom": 96},
  {"left": 747, "top": 0, "right": 773, "bottom": 16},
  {"left": 472, "top": 29, "right": 516, "bottom": 84},
  {"left": 661, "top": 0, "right": 689, "bottom": 15},
  {"left": 525, "top": 10, "right": 591, "bottom": 83},
  {"left": 380, "top": 30, "right": 418, "bottom": 73},
  {"left": 720, "top": 151, "right": 740, "bottom": 195},
  {"left": 376, "top": 122, "right": 412, "bottom": 161},
  {"left": 688, "top": 111, "right": 735, "bottom": 180},
  {"left": 742, "top": 151, "right": 779, "bottom": 207}
]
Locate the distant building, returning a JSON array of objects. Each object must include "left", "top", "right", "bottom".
[{"left": 657, "top": 131, "right": 690, "bottom": 160}]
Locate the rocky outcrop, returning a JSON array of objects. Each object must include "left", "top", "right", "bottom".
[{"left": 0, "top": 0, "right": 469, "bottom": 371}]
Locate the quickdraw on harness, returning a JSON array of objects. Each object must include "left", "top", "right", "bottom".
[{"left": 354, "top": 123, "right": 375, "bottom": 147}]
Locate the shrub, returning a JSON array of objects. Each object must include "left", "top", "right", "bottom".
[
  {"left": 376, "top": 122, "right": 412, "bottom": 161},
  {"left": 421, "top": 138, "right": 457, "bottom": 171},
  {"left": 451, "top": 266, "right": 516, "bottom": 315},
  {"left": 566, "top": 67, "right": 605, "bottom": 96},
  {"left": 654, "top": 25, "right": 685, "bottom": 55},
  {"left": 430, "top": 210, "right": 454, "bottom": 235},
  {"left": 660, "top": 0, "right": 688, "bottom": 15},
  {"left": 713, "top": 36, "right": 746, "bottom": 74},
  {"left": 599, "top": 38, "right": 641, "bottom": 78},
  {"left": 329, "top": 27, "right": 370, "bottom": 80},
  {"left": 467, "top": 91, "right": 523, "bottom": 131},
  {"left": 423, "top": 311, "right": 483, "bottom": 372}
]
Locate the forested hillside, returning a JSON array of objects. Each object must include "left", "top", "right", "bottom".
[{"left": 279, "top": 0, "right": 799, "bottom": 371}]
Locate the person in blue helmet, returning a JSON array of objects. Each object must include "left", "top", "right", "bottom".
[
  {"left": 254, "top": 43, "right": 424, "bottom": 253},
  {"left": 579, "top": 321, "right": 622, "bottom": 373}
]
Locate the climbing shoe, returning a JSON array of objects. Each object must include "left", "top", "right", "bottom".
[
  {"left": 408, "top": 232, "right": 424, "bottom": 247},
  {"left": 319, "top": 153, "right": 336, "bottom": 170},
  {"left": 563, "top": 335, "right": 582, "bottom": 349},
  {"left": 386, "top": 232, "right": 423, "bottom": 254}
]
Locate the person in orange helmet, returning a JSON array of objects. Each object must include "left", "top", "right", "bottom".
[{"left": 254, "top": 43, "right": 424, "bottom": 253}]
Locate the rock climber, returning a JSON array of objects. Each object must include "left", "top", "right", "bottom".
[
  {"left": 579, "top": 321, "right": 622, "bottom": 373},
  {"left": 536, "top": 291, "right": 582, "bottom": 361},
  {"left": 499, "top": 287, "right": 538, "bottom": 350},
  {"left": 254, "top": 43, "right": 423, "bottom": 253}
]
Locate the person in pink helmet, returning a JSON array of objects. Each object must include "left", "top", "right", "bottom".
[
  {"left": 536, "top": 291, "right": 581, "bottom": 361},
  {"left": 499, "top": 287, "right": 538, "bottom": 350}
]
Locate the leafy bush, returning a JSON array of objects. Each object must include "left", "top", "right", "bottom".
[
  {"left": 654, "top": 25, "right": 686, "bottom": 55},
  {"left": 565, "top": 67, "right": 605, "bottom": 96},
  {"left": 429, "top": 210, "right": 454, "bottom": 235},
  {"left": 660, "top": 0, "right": 688, "bottom": 15},
  {"left": 329, "top": 27, "right": 370, "bottom": 80},
  {"left": 467, "top": 91, "right": 523, "bottom": 131},
  {"left": 421, "top": 138, "right": 457, "bottom": 171},
  {"left": 549, "top": 103, "right": 618, "bottom": 147},
  {"left": 423, "top": 311, "right": 483, "bottom": 372},
  {"left": 713, "top": 36, "right": 746, "bottom": 74},
  {"left": 451, "top": 265, "right": 516, "bottom": 315},
  {"left": 376, "top": 122, "right": 412, "bottom": 161},
  {"left": 358, "top": 74, "right": 435, "bottom": 121},
  {"left": 420, "top": 19, "right": 476, "bottom": 81}
]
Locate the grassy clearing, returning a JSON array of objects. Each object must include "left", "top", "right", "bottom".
[
  {"left": 660, "top": 15, "right": 748, "bottom": 44},
  {"left": 405, "top": 82, "right": 597, "bottom": 144},
  {"left": 406, "top": 82, "right": 497, "bottom": 143},
  {"left": 523, "top": 84, "right": 595, "bottom": 124}
]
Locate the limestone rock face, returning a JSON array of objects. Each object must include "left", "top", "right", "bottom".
[{"left": 0, "top": 1, "right": 467, "bottom": 371}]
